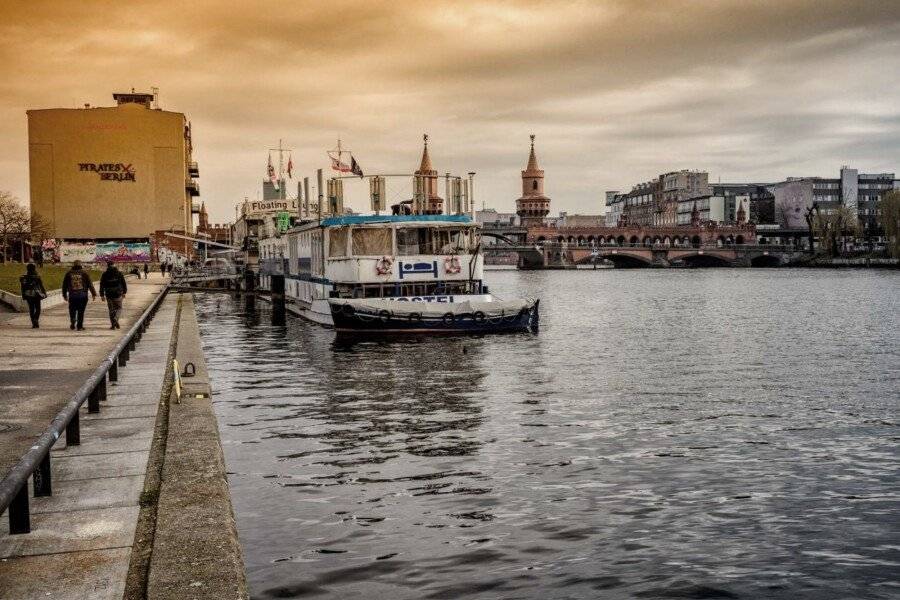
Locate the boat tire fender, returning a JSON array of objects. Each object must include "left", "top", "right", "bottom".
[
  {"left": 472, "top": 311, "right": 486, "bottom": 324},
  {"left": 408, "top": 312, "right": 422, "bottom": 322},
  {"left": 342, "top": 304, "right": 356, "bottom": 316},
  {"left": 442, "top": 312, "right": 455, "bottom": 326},
  {"left": 378, "top": 309, "right": 391, "bottom": 323}
]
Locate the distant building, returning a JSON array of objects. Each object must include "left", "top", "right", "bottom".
[
  {"left": 263, "top": 179, "right": 287, "bottom": 200},
  {"left": 515, "top": 135, "right": 551, "bottom": 228},
  {"left": 557, "top": 213, "right": 606, "bottom": 228},
  {"left": 476, "top": 208, "right": 519, "bottom": 227},
  {"left": 658, "top": 170, "right": 710, "bottom": 227},
  {"left": 27, "top": 90, "right": 199, "bottom": 240}
]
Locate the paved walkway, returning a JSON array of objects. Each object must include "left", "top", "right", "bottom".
[
  {"left": 0, "top": 292, "right": 177, "bottom": 599},
  {"left": 0, "top": 274, "right": 167, "bottom": 481}
]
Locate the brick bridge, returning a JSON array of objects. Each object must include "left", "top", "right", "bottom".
[{"left": 481, "top": 223, "right": 806, "bottom": 268}]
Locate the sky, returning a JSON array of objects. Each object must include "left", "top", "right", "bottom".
[{"left": 2, "top": 0, "right": 900, "bottom": 223}]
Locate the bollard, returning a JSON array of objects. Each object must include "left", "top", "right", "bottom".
[
  {"left": 33, "top": 454, "right": 52, "bottom": 497},
  {"left": 98, "top": 375, "right": 107, "bottom": 401},
  {"left": 109, "top": 360, "right": 118, "bottom": 383},
  {"left": 119, "top": 347, "right": 129, "bottom": 366},
  {"left": 9, "top": 486, "right": 30, "bottom": 534},
  {"left": 66, "top": 412, "right": 80, "bottom": 446}
]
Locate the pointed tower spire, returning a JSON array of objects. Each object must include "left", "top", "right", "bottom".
[
  {"left": 419, "top": 133, "right": 433, "bottom": 172},
  {"left": 413, "top": 133, "right": 442, "bottom": 215},
  {"left": 526, "top": 134, "right": 540, "bottom": 171},
  {"left": 516, "top": 134, "right": 550, "bottom": 230}
]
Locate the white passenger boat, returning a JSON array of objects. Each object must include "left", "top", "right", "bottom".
[{"left": 259, "top": 214, "right": 539, "bottom": 334}]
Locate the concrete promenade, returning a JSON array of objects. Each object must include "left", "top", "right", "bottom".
[
  {"left": 0, "top": 274, "right": 167, "bottom": 481},
  {"left": 0, "top": 281, "right": 247, "bottom": 599},
  {"left": 0, "top": 286, "right": 176, "bottom": 598}
]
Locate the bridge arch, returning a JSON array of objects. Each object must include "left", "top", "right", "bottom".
[
  {"left": 577, "top": 235, "right": 585, "bottom": 245},
  {"left": 629, "top": 235, "right": 639, "bottom": 245},
  {"left": 617, "top": 235, "right": 626, "bottom": 246},
  {"left": 600, "top": 252, "right": 653, "bottom": 268},
  {"left": 536, "top": 236, "right": 546, "bottom": 243},
  {"left": 716, "top": 235, "right": 725, "bottom": 247},
  {"left": 679, "top": 253, "right": 733, "bottom": 268},
  {"left": 663, "top": 236, "right": 671, "bottom": 247},
  {"left": 736, "top": 235, "right": 745, "bottom": 245},
  {"left": 750, "top": 254, "right": 781, "bottom": 267},
  {"left": 691, "top": 235, "right": 701, "bottom": 248},
  {"left": 557, "top": 235, "right": 564, "bottom": 243}
]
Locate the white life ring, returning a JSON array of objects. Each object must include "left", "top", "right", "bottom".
[
  {"left": 375, "top": 256, "right": 393, "bottom": 275},
  {"left": 444, "top": 256, "right": 461, "bottom": 274}
]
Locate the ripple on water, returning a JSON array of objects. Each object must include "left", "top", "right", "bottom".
[{"left": 195, "top": 269, "right": 900, "bottom": 599}]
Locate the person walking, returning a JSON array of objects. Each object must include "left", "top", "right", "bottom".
[
  {"left": 143, "top": 263, "right": 149, "bottom": 279},
  {"left": 62, "top": 260, "right": 97, "bottom": 331},
  {"left": 19, "top": 263, "right": 47, "bottom": 328},
  {"left": 99, "top": 261, "right": 127, "bottom": 329}
]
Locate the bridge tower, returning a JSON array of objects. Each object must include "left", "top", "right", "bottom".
[
  {"left": 516, "top": 135, "right": 551, "bottom": 228},
  {"left": 414, "top": 134, "right": 443, "bottom": 215}
]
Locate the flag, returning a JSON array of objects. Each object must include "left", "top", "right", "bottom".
[
  {"left": 267, "top": 152, "right": 279, "bottom": 191},
  {"left": 330, "top": 156, "right": 351, "bottom": 173},
  {"left": 351, "top": 156, "right": 364, "bottom": 178},
  {"left": 286, "top": 154, "right": 293, "bottom": 179}
]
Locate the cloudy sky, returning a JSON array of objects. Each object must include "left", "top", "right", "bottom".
[{"left": 2, "top": 0, "right": 899, "bottom": 222}]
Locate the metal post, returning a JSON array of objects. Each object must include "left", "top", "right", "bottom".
[
  {"left": 88, "top": 385, "right": 101, "bottom": 414},
  {"left": 33, "top": 453, "right": 52, "bottom": 497},
  {"left": 99, "top": 376, "right": 107, "bottom": 402},
  {"left": 66, "top": 412, "right": 80, "bottom": 446},
  {"left": 109, "top": 360, "right": 118, "bottom": 382},
  {"left": 317, "top": 169, "right": 324, "bottom": 220},
  {"left": 303, "top": 177, "right": 310, "bottom": 220},
  {"left": 119, "top": 347, "right": 129, "bottom": 366},
  {"left": 9, "top": 486, "right": 30, "bottom": 534}
]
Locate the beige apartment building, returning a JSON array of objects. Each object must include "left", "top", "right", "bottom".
[{"left": 27, "top": 91, "right": 199, "bottom": 240}]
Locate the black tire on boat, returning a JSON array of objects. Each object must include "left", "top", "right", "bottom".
[
  {"left": 442, "top": 312, "right": 455, "bottom": 326},
  {"left": 341, "top": 304, "right": 356, "bottom": 316},
  {"left": 408, "top": 312, "right": 422, "bottom": 322},
  {"left": 472, "top": 311, "right": 486, "bottom": 324},
  {"left": 330, "top": 303, "right": 342, "bottom": 314},
  {"left": 378, "top": 309, "right": 391, "bottom": 322}
]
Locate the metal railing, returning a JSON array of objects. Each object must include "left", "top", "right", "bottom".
[{"left": 0, "top": 286, "right": 170, "bottom": 534}]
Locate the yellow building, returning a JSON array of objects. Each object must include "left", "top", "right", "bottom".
[{"left": 27, "top": 91, "right": 199, "bottom": 240}]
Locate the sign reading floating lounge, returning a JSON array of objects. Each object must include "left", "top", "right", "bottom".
[{"left": 78, "top": 162, "right": 136, "bottom": 182}]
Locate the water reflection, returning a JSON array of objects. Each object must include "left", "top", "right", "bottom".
[{"left": 195, "top": 269, "right": 900, "bottom": 600}]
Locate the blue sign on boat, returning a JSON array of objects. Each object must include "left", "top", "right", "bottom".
[{"left": 398, "top": 260, "right": 438, "bottom": 279}]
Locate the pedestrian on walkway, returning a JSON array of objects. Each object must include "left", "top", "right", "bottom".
[
  {"left": 160, "top": 262, "right": 167, "bottom": 277},
  {"left": 62, "top": 260, "right": 97, "bottom": 331},
  {"left": 143, "top": 263, "right": 149, "bottom": 279},
  {"left": 19, "top": 263, "right": 47, "bottom": 329},
  {"left": 99, "top": 261, "right": 127, "bottom": 330}
]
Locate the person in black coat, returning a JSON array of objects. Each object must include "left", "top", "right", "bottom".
[
  {"left": 99, "top": 262, "right": 128, "bottom": 329},
  {"left": 62, "top": 260, "right": 97, "bottom": 331},
  {"left": 19, "top": 263, "right": 47, "bottom": 328}
]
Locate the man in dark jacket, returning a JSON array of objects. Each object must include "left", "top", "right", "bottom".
[
  {"left": 62, "top": 260, "right": 97, "bottom": 331},
  {"left": 99, "top": 261, "right": 128, "bottom": 329},
  {"left": 19, "top": 263, "right": 47, "bottom": 328}
]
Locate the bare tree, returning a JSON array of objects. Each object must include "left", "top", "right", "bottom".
[
  {"left": 880, "top": 190, "right": 900, "bottom": 258},
  {"left": 0, "top": 191, "right": 31, "bottom": 263},
  {"left": 813, "top": 205, "right": 859, "bottom": 257}
]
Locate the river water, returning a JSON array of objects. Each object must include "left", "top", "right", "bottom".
[{"left": 194, "top": 269, "right": 899, "bottom": 599}]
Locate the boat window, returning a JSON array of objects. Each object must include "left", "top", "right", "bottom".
[
  {"left": 397, "top": 227, "right": 427, "bottom": 255},
  {"left": 432, "top": 228, "right": 469, "bottom": 254},
  {"left": 397, "top": 227, "right": 474, "bottom": 255},
  {"left": 352, "top": 228, "right": 392, "bottom": 256},
  {"left": 328, "top": 227, "right": 349, "bottom": 257}
]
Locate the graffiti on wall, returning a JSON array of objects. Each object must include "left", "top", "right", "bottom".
[{"left": 95, "top": 242, "right": 151, "bottom": 262}]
